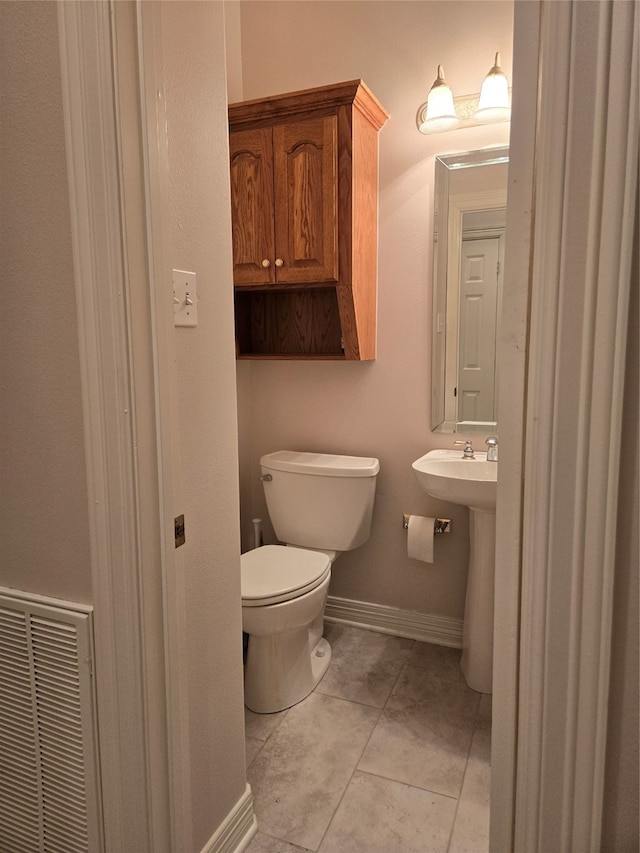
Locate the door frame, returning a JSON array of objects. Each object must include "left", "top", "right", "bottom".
[
  {"left": 493, "top": 0, "right": 638, "bottom": 849},
  {"left": 57, "top": 2, "right": 191, "bottom": 849}
]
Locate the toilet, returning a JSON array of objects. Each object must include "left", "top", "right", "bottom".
[{"left": 241, "top": 450, "right": 379, "bottom": 713}]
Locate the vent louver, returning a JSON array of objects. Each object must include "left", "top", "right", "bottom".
[{"left": 0, "top": 592, "right": 102, "bottom": 852}]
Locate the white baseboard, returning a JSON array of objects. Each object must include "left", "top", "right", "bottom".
[
  {"left": 324, "top": 595, "right": 463, "bottom": 648},
  {"left": 200, "top": 783, "right": 257, "bottom": 853}
]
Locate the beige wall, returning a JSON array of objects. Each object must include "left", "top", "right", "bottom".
[
  {"left": 233, "top": 1, "right": 513, "bottom": 620},
  {"left": 0, "top": 1, "right": 92, "bottom": 603},
  {"left": 160, "top": 2, "right": 248, "bottom": 847}
]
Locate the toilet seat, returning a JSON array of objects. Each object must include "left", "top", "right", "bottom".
[{"left": 241, "top": 545, "right": 331, "bottom": 607}]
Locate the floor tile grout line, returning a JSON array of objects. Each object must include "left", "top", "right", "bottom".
[
  {"left": 249, "top": 825, "right": 314, "bottom": 852},
  {"left": 247, "top": 688, "right": 385, "bottom": 851},
  {"left": 445, "top": 759, "right": 466, "bottom": 852},
  {"left": 316, "top": 624, "right": 418, "bottom": 711},
  {"left": 245, "top": 737, "right": 264, "bottom": 771},
  {"left": 314, "top": 687, "right": 401, "bottom": 712},
  {"left": 445, "top": 691, "right": 484, "bottom": 853},
  {"left": 379, "top": 642, "right": 415, "bottom": 712},
  {"left": 313, "top": 633, "right": 410, "bottom": 852},
  {"left": 318, "top": 653, "right": 468, "bottom": 836},
  {"left": 315, "top": 694, "right": 386, "bottom": 852},
  {"left": 245, "top": 704, "right": 290, "bottom": 740},
  {"left": 314, "top": 641, "right": 420, "bottom": 850},
  {"left": 251, "top": 635, "right": 417, "bottom": 850},
  {"left": 375, "top": 643, "right": 484, "bottom": 853},
  {"left": 352, "top": 766, "right": 459, "bottom": 801}
]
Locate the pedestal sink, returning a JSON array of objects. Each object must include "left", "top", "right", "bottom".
[{"left": 412, "top": 449, "right": 497, "bottom": 693}]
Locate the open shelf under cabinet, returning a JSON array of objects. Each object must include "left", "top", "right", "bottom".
[{"left": 234, "top": 287, "right": 347, "bottom": 360}]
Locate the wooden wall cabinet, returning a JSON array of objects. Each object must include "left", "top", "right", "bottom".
[{"left": 229, "top": 80, "right": 388, "bottom": 360}]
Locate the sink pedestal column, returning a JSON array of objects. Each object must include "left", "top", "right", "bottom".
[{"left": 460, "top": 507, "right": 495, "bottom": 694}]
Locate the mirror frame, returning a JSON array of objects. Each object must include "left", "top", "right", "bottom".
[{"left": 431, "top": 146, "right": 509, "bottom": 433}]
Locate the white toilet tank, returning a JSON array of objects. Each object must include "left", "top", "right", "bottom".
[{"left": 260, "top": 451, "right": 379, "bottom": 551}]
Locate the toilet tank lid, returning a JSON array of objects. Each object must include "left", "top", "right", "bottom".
[{"left": 260, "top": 450, "right": 380, "bottom": 478}]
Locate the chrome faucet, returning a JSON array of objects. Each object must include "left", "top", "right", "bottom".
[
  {"left": 485, "top": 436, "right": 498, "bottom": 462},
  {"left": 455, "top": 439, "right": 475, "bottom": 459}
]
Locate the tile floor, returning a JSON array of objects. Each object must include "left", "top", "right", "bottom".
[{"left": 244, "top": 623, "right": 491, "bottom": 853}]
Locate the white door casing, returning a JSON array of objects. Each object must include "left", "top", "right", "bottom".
[
  {"left": 494, "top": 0, "right": 639, "bottom": 850},
  {"left": 57, "top": 1, "right": 191, "bottom": 850}
]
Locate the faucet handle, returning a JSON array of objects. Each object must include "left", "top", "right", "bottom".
[
  {"left": 455, "top": 439, "right": 475, "bottom": 458},
  {"left": 485, "top": 436, "right": 498, "bottom": 446}
]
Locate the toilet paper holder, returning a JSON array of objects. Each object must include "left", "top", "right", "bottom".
[{"left": 403, "top": 514, "right": 451, "bottom": 534}]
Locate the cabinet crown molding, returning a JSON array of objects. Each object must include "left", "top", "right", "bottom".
[{"left": 229, "top": 79, "right": 389, "bottom": 133}]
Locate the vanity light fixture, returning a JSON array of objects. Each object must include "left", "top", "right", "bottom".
[
  {"left": 473, "top": 53, "right": 511, "bottom": 123},
  {"left": 417, "top": 52, "right": 511, "bottom": 134},
  {"left": 418, "top": 65, "right": 460, "bottom": 134}
]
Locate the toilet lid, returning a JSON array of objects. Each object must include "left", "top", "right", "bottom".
[{"left": 241, "top": 545, "right": 331, "bottom": 607}]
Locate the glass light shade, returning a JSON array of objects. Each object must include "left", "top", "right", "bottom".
[
  {"left": 473, "top": 52, "right": 511, "bottom": 124},
  {"left": 419, "top": 65, "right": 460, "bottom": 133}
]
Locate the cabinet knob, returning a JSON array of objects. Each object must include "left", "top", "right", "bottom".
[
  {"left": 261, "top": 259, "right": 271, "bottom": 268},
  {"left": 275, "top": 258, "right": 284, "bottom": 268}
]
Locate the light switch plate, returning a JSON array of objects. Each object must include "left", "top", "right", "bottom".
[{"left": 173, "top": 269, "right": 197, "bottom": 327}]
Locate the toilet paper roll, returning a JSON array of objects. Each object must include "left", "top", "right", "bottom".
[{"left": 407, "top": 515, "right": 435, "bottom": 563}]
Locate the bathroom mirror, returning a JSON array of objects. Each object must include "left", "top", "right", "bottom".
[{"left": 431, "top": 146, "right": 509, "bottom": 433}]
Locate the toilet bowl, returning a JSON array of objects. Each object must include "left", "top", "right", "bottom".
[
  {"left": 241, "top": 450, "right": 379, "bottom": 714},
  {"left": 241, "top": 545, "right": 332, "bottom": 713}
]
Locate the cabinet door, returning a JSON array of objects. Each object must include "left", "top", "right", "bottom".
[
  {"left": 273, "top": 116, "right": 338, "bottom": 284},
  {"left": 229, "top": 128, "right": 275, "bottom": 285}
]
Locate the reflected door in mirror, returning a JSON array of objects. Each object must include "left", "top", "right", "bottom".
[{"left": 458, "top": 236, "right": 500, "bottom": 423}]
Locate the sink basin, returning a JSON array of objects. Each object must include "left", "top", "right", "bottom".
[{"left": 412, "top": 449, "right": 497, "bottom": 511}]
